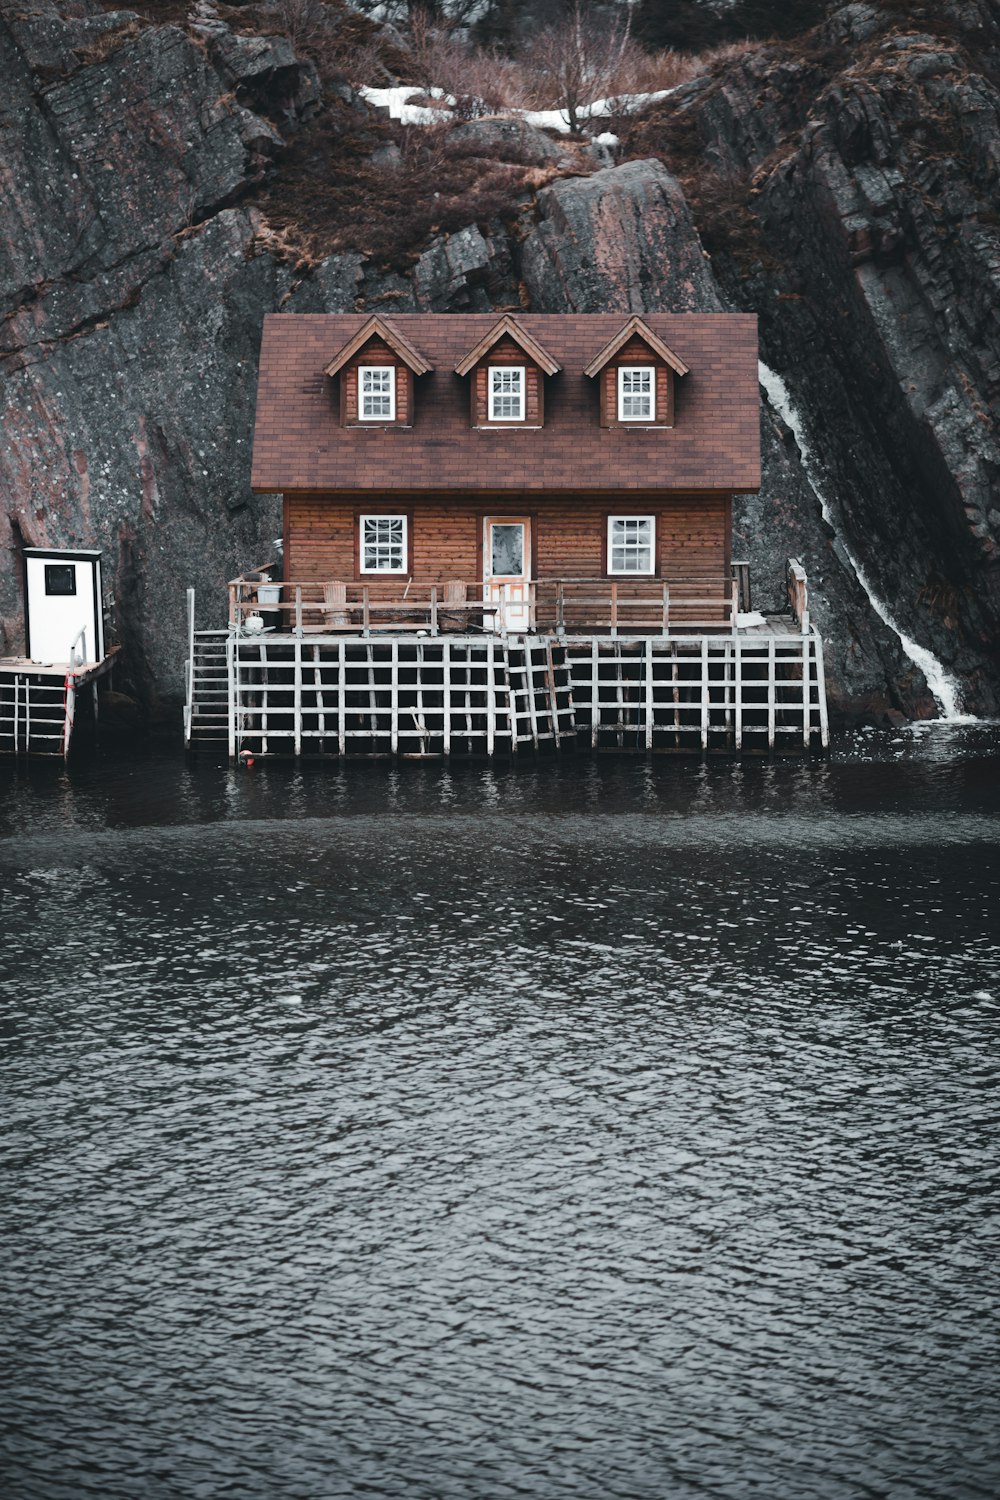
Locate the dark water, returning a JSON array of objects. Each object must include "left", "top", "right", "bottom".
[{"left": 2, "top": 728, "right": 999, "bottom": 1500}]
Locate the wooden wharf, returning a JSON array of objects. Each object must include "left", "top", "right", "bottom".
[
  {"left": 185, "top": 562, "right": 829, "bottom": 758},
  {"left": 0, "top": 651, "right": 118, "bottom": 759}
]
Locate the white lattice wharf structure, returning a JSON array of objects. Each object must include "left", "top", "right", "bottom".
[
  {"left": 1, "top": 548, "right": 118, "bottom": 758},
  {"left": 184, "top": 560, "right": 828, "bottom": 758}
]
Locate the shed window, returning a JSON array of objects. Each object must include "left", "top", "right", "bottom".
[
  {"left": 618, "top": 366, "right": 654, "bottom": 421},
  {"left": 360, "top": 514, "right": 407, "bottom": 574},
  {"left": 359, "top": 365, "right": 395, "bottom": 421},
  {"left": 45, "top": 564, "right": 77, "bottom": 595},
  {"left": 608, "top": 516, "right": 655, "bottom": 575},
  {"left": 489, "top": 366, "right": 524, "bottom": 421}
]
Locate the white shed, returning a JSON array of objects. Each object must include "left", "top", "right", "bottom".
[{"left": 24, "top": 548, "right": 105, "bottom": 665}]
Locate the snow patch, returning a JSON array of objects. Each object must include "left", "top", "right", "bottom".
[
  {"left": 360, "top": 83, "right": 680, "bottom": 134},
  {"left": 758, "top": 360, "right": 973, "bottom": 722},
  {"left": 358, "top": 84, "right": 456, "bottom": 125}
]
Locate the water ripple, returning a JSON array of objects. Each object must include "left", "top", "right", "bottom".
[{"left": 1, "top": 742, "right": 999, "bottom": 1498}]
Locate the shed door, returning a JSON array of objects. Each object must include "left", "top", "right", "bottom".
[
  {"left": 483, "top": 518, "right": 531, "bottom": 633},
  {"left": 25, "top": 557, "right": 102, "bottom": 664}
]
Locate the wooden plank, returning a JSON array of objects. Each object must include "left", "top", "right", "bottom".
[
  {"left": 700, "top": 636, "right": 709, "bottom": 750},
  {"left": 645, "top": 637, "right": 654, "bottom": 751},
  {"left": 768, "top": 635, "right": 776, "bottom": 749},
  {"left": 443, "top": 640, "right": 451, "bottom": 756}
]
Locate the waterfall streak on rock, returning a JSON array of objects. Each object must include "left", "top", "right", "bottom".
[{"left": 758, "top": 361, "right": 971, "bottom": 723}]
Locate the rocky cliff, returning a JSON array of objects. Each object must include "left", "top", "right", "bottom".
[{"left": 2, "top": 0, "right": 998, "bottom": 722}]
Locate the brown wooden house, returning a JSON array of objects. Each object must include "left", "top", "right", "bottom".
[
  {"left": 183, "top": 312, "right": 828, "bottom": 758},
  {"left": 248, "top": 311, "right": 761, "bottom": 635}
]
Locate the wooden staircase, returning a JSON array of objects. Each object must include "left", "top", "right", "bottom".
[{"left": 185, "top": 631, "right": 229, "bottom": 749}]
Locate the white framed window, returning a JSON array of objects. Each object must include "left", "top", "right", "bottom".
[
  {"left": 608, "top": 515, "right": 655, "bottom": 575},
  {"left": 489, "top": 365, "right": 524, "bottom": 421},
  {"left": 618, "top": 366, "right": 655, "bottom": 422},
  {"left": 359, "top": 365, "right": 395, "bottom": 421},
  {"left": 360, "top": 514, "right": 407, "bottom": 574}
]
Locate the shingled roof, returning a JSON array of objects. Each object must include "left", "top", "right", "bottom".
[{"left": 251, "top": 313, "right": 760, "bottom": 494}]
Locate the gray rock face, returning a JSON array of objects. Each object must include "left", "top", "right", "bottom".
[
  {"left": 687, "top": 23, "right": 1000, "bottom": 715},
  {"left": 521, "top": 159, "right": 724, "bottom": 313},
  {"left": 447, "top": 117, "right": 567, "bottom": 164},
  {"left": 0, "top": 0, "right": 319, "bottom": 710}
]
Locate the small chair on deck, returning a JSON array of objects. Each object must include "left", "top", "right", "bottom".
[{"left": 323, "top": 581, "right": 349, "bottom": 629}]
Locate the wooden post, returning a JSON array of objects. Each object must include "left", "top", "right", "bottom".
[
  {"left": 415, "top": 642, "right": 427, "bottom": 754},
  {"left": 591, "top": 636, "right": 600, "bottom": 749},
  {"left": 556, "top": 581, "right": 565, "bottom": 635},
  {"left": 362, "top": 586, "right": 370, "bottom": 637},
  {"left": 767, "top": 635, "right": 776, "bottom": 749},
  {"left": 390, "top": 640, "right": 399, "bottom": 755},
  {"left": 546, "top": 641, "right": 562, "bottom": 749},
  {"left": 228, "top": 582, "right": 237, "bottom": 627},
  {"left": 259, "top": 639, "right": 269, "bottom": 755},
  {"left": 313, "top": 645, "right": 325, "bottom": 750},
  {"left": 430, "top": 585, "right": 438, "bottom": 637},
  {"left": 338, "top": 643, "right": 346, "bottom": 757},
  {"left": 524, "top": 645, "right": 540, "bottom": 749},
  {"left": 731, "top": 577, "right": 740, "bottom": 633},
  {"left": 734, "top": 636, "right": 743, "bottom": 751},
  {"left": 662, "top": 583, "right": 669, "bottom": 635},
  {"left": 443, "top": 640, "right": 451, "bottom": 756},
  {"left": 700, "top": 636, "right": 709, "bottom": 750},
  {"left": 293, "top": 630, "right": 302, "bottom": 757},
  {"left": 645, "top": 637, "right": 654, "bottom": 751},
  {"left": 610, "top": 582, "right": 618, "bottom": 637},
  {"left": 486, "top": 638, "right": 495, "bottom": 756},
  {"left": 802, "top": 636, "right": 811, "bottom": 748},
  {"left": 227, "top": 633, "right": 236, "bottom": 759},
  {"left": 815, "top": 636, "right": 830, "bottom": 748}
]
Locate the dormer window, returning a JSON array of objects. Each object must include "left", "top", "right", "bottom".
[
  {"left": 489, "top": 366, "right": 524, "bottom": 421},
  {"left": 360, "top": 366, "right": 395, "bottom": 421},
  {"left": 324, "top": 316, "right": 433, "bottom": 428},
  {"left": 585, "top": 316, "right": 689, "bottom": 430},
  {"left": 618, "top": 367, "right": 654, "bottom": 422},
  {"left": 455, "top": 316, "right": 561, "bottom": 430}
]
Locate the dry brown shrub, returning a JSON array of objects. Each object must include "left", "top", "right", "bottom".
[{"left": 251, "top": 102, "right": 543, "bottom": 270}]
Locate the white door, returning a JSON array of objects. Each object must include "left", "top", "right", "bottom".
[
  {"left": 484, "top": 518, "right": 532, "bottom": 633},
  {"left": 25, "top": 555, "right": 102, "bottom": 664}
]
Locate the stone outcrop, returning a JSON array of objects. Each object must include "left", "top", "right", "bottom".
[{"left": 521, "top": 160, "right": 724, "bottom": 313}]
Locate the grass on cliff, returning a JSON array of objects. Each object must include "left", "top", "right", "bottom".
[{"left": 251, "top": 101, "right": 571, "bottom": 271}]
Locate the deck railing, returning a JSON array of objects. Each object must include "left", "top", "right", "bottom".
[{"left": 227, "top": 573, "right": 739, "bottom": 636}]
